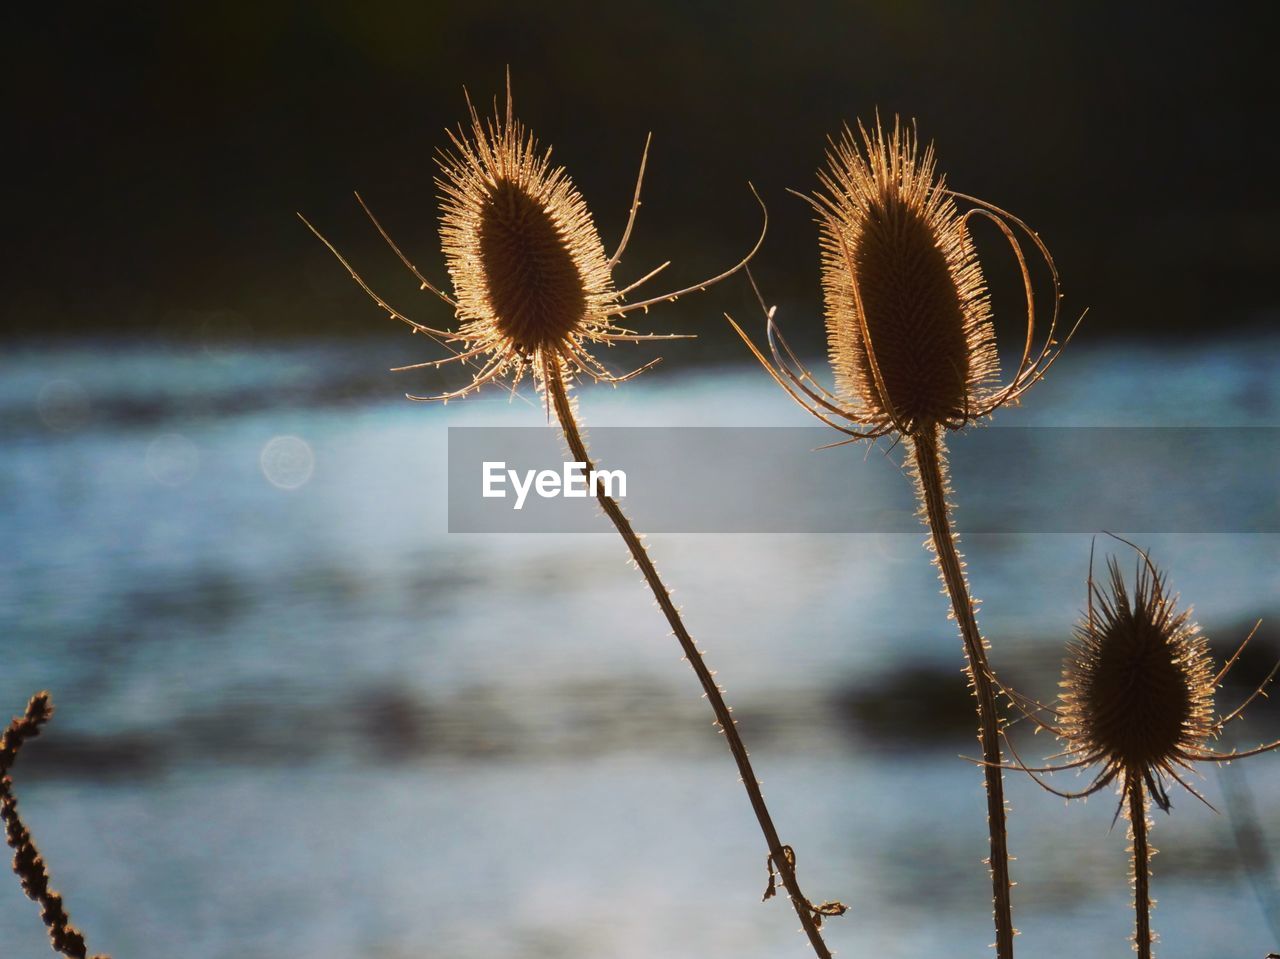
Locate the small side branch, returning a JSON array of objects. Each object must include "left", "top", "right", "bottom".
[{"left": 1, "top": 692, "right": 109, "bottom": 959}]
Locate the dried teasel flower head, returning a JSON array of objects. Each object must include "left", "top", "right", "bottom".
[
  {"left": 1002, "top": 536, "right": 1280, "bottom": 813},
  {"left": 1060, "top": 545, "right": 1217, "bottom": 809},
  {"left": 730, "top": 115, "right": 1079, "bottom": 442},
  {"left": 435, "top": 87, "right": 617, "bottom": 371},
  {"left": 817, "top": 117, "right": 996, "bottom": 434},
  {"left": 819, "top": 117, "right": 988, "bottom": 432},
  {"left": 301, "top": 73, "right": 765, "bottom": 402},
  {"left": 996, "top": 538, "right": 1279, "bottom": 959}
]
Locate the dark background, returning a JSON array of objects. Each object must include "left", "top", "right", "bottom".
[
  {"left": 5, "top": 1, "right": 1278, "bottom": 351},
  {"left": 3, "top": 8, "right": 1279, "bottom": 956}
]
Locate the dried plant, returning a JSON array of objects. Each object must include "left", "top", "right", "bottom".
[
  {"left": 996, "top": 537, "right": 1280, "bottom": 958},
  {"left": 301, "top": 76, "right": 845, "bottom": 958},
  {"left": 302, "top": 80, "right": 763, "bottom": 402},
  {"left": 1, "top": 692, "right": 108, "bottom": 959},
  {"left": 731, "top": 116, "right": 1081, "bottom": 958},
  {"left": 730, "top": 117, "right": 1075, "bottom": 441}
]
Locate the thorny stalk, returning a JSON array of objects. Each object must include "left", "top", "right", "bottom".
[
  {"left": 1, "top": 692, "right": 108, "bottom": 959},
  {"left": 1127, "top": 774, "right": 1153, "bottom": 959},
  {"left": 544, "top": 356, "right": 844, "bottom": 959},
  {"left": 912, "top": 427, "right": 1015, "bottom": 958}
]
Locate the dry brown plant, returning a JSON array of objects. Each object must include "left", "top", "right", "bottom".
[
  {"left": 302, "top": 75, "right": 845, "bottom": 959},
  {"left": 1, "top": 692, "right": 109, "bottom": 959},
  {"left": 731, "top": 115, "right": 1082, "bottom": 959},
  {"left": 995, "top": 537, "right": 1280, "bottom": 958}
]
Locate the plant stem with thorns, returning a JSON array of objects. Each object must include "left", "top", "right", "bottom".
[
  {"left": 545, "top": 356, "right": 841, "bottom": 959},
  {"left": 1128, "top": 775, "right": 1153, "bottom": 959},
  {"left": 912, "top": 427, "right": 1014, "bottom": 958},
  {"left": 1, "top": 692, "right": 108, "bottom": 959}
]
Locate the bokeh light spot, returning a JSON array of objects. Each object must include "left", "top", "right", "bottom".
[{"left": 260, "top": 435, "right": 315, "bottom": 490}]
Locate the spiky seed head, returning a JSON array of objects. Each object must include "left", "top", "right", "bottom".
[
  {"left": 436, "top": 90, "right": 616, "bottom": 374},
  {"left": 813, "top": 117, "right": 998, "bottom": 435},
  {"left": 1060, "top": 555, "right": 1217, "bottom": 788},
  {"left": 306, "top": 76, "right": 765, "bottom": 403},
  {"left": 476, "top": 179, "right": 587, "bottom": 351}
]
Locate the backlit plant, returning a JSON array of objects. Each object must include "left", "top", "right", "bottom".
[
  {"left": 301, "top": 76, "right": 845, "bottom": 958},
  {"left": 731, "top": 115, "right": 1080, "bottom": 958},
  {"left": 998, "top": 538, "right": 1280, "bottom": 958}
]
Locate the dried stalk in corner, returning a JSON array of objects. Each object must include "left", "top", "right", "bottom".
[{"left": 2, "top": 692, "right": 109, "bottom": 959}]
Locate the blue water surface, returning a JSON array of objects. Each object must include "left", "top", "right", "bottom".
[{"left": 0, "top": 334, "right": 1277, "bottom": 958}]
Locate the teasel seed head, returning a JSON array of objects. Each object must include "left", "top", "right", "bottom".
[
  {"left": 994, "top": 538, "right": 1280, "bottom": 959},
  {"left": 816, "top": 117, "right": 996, "bottom": 434},
  {"left": 1059, "top": 548, "right": 1217, "bottom": 807},
  {"left": 728, "top": 114, "right": 1079, "bottom": 444},
  {"left": 998, "top": 536, "right": 1280, "bottom": 811},
  {"left": 301, "top": 74, "right": 766, "bottom": 403},
  {"left": 436, "top": 92, "right": 616, "bottom": 365}
]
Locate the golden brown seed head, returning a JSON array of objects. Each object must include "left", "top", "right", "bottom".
[
  {"left": 1060, "top": 555, "right": 1216, "bottom": 783},
  {"left": 305, "top": 77, "right": 766, "bottom": 404},
  {"left": 477, "top": 178, "right": 588, "bottom": 352},
  {"left": 436, "top": 89, "right": 616, "bottom": 376},
  {"left": 813, "top": 118, "right": 997, "bottom": 435}
]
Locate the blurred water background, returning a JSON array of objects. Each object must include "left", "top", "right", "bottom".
[{"left": 1, "top": 333, "right": 1278, "bottom": 958}]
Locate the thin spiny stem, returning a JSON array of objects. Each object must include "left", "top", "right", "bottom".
[
  {"left": 911, "top": 427, "right": 1015, "bottom": 959},
  {"left": 1, "top": 692, "right": 108, "bottom": 959},
  {"left": 1128, "top": 774, "right": 1153, "bottom": 959},
  {"left": 544, "top": 356, "right": 841, "bottom": 959}
]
